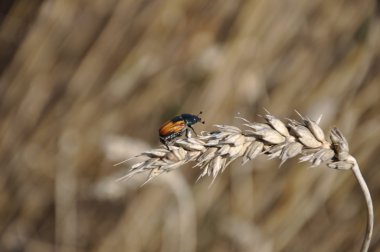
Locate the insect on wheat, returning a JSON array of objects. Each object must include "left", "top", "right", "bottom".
[{"left": 116, "top": 111, "right": 373, "bottom": 252}]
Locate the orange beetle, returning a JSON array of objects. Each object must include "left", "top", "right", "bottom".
[{"left": 159, "top": 112, "right": 204, "bottom": 149}]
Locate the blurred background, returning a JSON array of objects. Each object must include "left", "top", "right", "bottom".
[{"left": 0, "top": 0, "right": 380, "bottom": 251}]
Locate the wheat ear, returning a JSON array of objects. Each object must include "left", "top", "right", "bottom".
[{"left": 118, "top": 112, "right": 373, "bottom": 252}]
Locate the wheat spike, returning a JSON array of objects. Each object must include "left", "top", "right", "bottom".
[{"left": 118, "top": 112, "right": 373, "bottom": 252}]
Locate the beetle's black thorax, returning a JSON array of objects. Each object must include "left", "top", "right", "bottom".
[{"left": 181, "top": 113, "right": 201, "bottom": 126}]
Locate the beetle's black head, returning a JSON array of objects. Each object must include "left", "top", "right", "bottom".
[{"left": 181, "top": 111, "right": 205, "bottom": 125}]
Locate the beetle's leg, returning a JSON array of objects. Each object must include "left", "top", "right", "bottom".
[
  {"left": 160, "top": 137, "right": 170, "bottom": 150},
  {"left": 163, "top": 140, "right": 170, "bottom": 150},
  {"left": 185, "top": 128, "right": 191, "bottom": 138},
  {"left": 188, "top": 125, "right": 197, "bottom": 136}
]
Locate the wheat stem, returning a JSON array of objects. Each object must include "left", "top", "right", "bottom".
[{"left": 348, "top": 155, "right": 374, "bottom": 252}]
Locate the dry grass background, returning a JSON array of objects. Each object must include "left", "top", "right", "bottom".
[{"left": 0, "top": 0, "right": 380, "bottom": 251}]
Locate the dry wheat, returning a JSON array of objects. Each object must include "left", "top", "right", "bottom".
[{"left": 117, "top": 112, "right": 373, "bottom": 252}]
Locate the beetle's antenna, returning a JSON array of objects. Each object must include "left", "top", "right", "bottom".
[{"left": 198, "top": 111, "right": 205, "bottom": 124}]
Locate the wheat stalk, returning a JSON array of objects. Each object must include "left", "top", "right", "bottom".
[{"left": 117, "top": 112, "right": 373, "bottom": 252}]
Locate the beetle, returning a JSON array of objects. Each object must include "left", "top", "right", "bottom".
[{"left": 159, "top": 112, "right": 205, "bottom": 149}]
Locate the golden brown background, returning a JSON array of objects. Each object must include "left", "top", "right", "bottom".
[{"left": 0, "top": 0, "right": 380, "bottom": 251}]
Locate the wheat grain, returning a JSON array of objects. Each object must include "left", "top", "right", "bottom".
[{"left": 117, "top": 112, "right": 373, "bottom": 252}]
